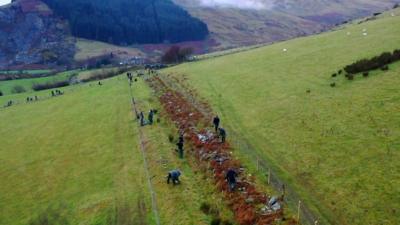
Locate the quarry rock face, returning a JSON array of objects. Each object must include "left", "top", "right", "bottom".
[{"left": 0, "top": 0, "right": 75, "bottom": 69}]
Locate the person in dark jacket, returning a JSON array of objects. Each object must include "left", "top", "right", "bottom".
[
  {"left": 226, "top": 168, "right": 238, "bottom": 191},
  {"left": 167, "top": 169, "right": 181, "bottom": 185},
  {"left": 176, "top": 135, "right": 184, "bottom": 159},
  {"left": 219, "top": 128, "right": 226, "bottom": 143},
  {"left": 140, "top": 112, "right": 145, "bottom": 126},
  {"left": 213, "top": 116, "right": 220, "bottom": 132},
  {"left": 148, "top": 110, "right": 154, "bottom": 125}
]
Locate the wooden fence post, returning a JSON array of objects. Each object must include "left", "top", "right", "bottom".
[
  {"left": 268, "top": 168, "right": 271, "bottom": 185},
  {"left": 256, "top": 157, "right": 260, "bottom": 171},
  {"left": 297, "top": 200, "right": 302, "bottom": 224}
]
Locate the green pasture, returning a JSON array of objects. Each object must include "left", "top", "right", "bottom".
[
  {"left": 0, "top": 70, "right": 52, "bottom": 75},
  {"left": 0, "top": 71, "right": 77, "bottom": 95},
  {"left": 163, "top": 9, "right": 400, "bottom": 225},
  {"left": 0, "top": 75, "right": 234, "bottom": 225}
]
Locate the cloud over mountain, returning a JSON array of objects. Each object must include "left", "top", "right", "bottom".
[{"left": 199, "top": 0, "right": 273, "bottom": 9}]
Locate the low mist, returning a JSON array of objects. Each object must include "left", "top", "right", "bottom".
[{"left": 198, "top": 0, "right": 273, "bottom": 10}]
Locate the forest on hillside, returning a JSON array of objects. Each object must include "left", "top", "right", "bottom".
[{"left": 42, "top": 0, "right": 209, "bottom": 45}]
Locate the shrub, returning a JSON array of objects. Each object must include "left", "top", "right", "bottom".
[
  {"left": 330, "top": 82, "right": 336, "bottom": 87},
  {"left": 377, "top": 52, "right": 393, "bottom": 65},
  {"left": 161, "top": 46, "right": 194, "bottom": 64},
  {"left": 0, "top": 90, "right": 3, "bottom": 96},
  {"left": 393, "top": 49, "right": 400, "bottom": 60},
  {"left": 331, "top": 73, "right": 337, "bottom": 78},
  {"left": 32, "top": 80, "right": 69, "bottom": 91},
  {"left": 381, "top": 65, "right": 389, "bottom": 71},
  {"left": 168, "top": 134, "right": 174, "bottom": 143},
  {"left": 344, "top": 50, "right": 400, "bottom": 74},
  {"left": 363, "top": 72, "right": 369, "bottom": 77},
  {"left": 306, "top": 89, "right": 311, "bottom": 94},
  {"left": 200, "top": 202, "right": 219, "bottom": 216},
  {"left": 394, "top": 3, "right": 399, "bottom": 9},
  {"left": 338, "top": 70, "right": 343, "bottom": 74},
  {"left": 346, "top": 74, "right": 354, "bottom": 80},
  {"left": 200, "top": 202, "right": 211, "bottom": 214},
  {"left": 11, "top": 85, "right": 26, "bottom": 93},
  {"left": 80, "top": 67, "right": 131, "bottom": 83},
  {"left": 28, "top": 205, "right": 71, "bottom": 225},
  {"left": 221, "top": 221, "right": 233, "bottom": 225},
  {"left": 211, "top": 218, "right": 221, "bottom": 225}
]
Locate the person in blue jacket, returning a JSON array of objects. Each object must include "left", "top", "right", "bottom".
[{"left": 167, "top": 169, "right": 181, "bottom": 185}]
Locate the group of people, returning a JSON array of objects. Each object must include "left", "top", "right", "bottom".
[
  {"left": 26, "top": 96, "right": 38, "bottom": 102},
  {"left": 139, "top": 109, "right": 156, "bottom": 126},
  {"left": 127, "top": 72, "right": 139, "bottom": 85},
  {"left": 4, "top": 89, "right": 64, "bottom": 108},
  {"left": 213, "top": 115, "right": 237, "bottom": 190},
  {"left": 125, "top": 71, "right": 236, "bottom": 191},
  {"left": 51, "top": 90, "right": 64, "bottom": 97},
  {"left": 213, "top": 115, "right": 226, "bottom": 143},
  {"left": 167, "top": 115, "right": 238, "bottom": 191},
  {"left": 4, "top": 100, "right": 13, "bottom": 107}
]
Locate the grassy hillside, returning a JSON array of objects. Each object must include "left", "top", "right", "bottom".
[
  {"left": 0, "top": 77, "right": 152, "bottom": 225},
  {"left": 0, "top": 75, "right": 234, "bottom": 224},
  {"left": 0, "top": 70, "right": 52, "bottom": 75},
  {"left": 163, "top": 9, "right": 400, "bottom": 225},
  {"left": 174, "top": 0, "right": 399, "bottom": 49},
  {"left": 0, "top": 71, "right": 77, "bottom": 95},
  {"left": 75, "top": 39, "right": 144, "bottom": 61}
]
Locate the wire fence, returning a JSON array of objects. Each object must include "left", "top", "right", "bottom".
[
  {"left": 228, "top": 127, "right": 325, "bottom": 225},
  {"left": 128, "top": 80, "right": 161, "bottom": 225},
  {"left": 154, "top": 74, "right": 329, "bottom": 225}
]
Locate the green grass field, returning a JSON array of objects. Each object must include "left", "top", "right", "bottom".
[
  {"left": 1, "top": 7, "right": 399, "bottom": 225},
  {"left": 75, "top": 39, "right": 144, "bottom": 61},
  {"left": 0, "top": 71, "right": 77, "bottom": 95},
  {"left": 163, "top": 9, "right": 400, "bottom": 225},
  {"left": 0, "top": 70, "right": 52, "bottom": 75},
  {"left": 0, "top": 75, "right": 234, "bottom": 225}
]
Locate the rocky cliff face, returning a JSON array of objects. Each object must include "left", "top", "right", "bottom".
[{"left": 0, "top": 0, "right": 75, "bottom": 69}]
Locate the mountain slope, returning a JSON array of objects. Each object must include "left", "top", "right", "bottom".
[
  {"left": 0, "top": 0, "right": 75, "bottom": 68},
  {"left": 174, "top": 0, "right": 400, "bottom": 49},
  {"left": 163, "top": 9, "right": 400, "bottom": 225},
  {"left": 42, "top": 0, "right": 209, "bottom": 45}
]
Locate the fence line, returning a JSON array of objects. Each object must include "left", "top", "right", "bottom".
[
  {"left": 155, "top": 74, "right": 328, "bottom": 225},
  {"left": 228, "top": 127, "right": 324, "bottom": 225},
  {"left": 128, "top": 80, "right": 161, "bottom": 225}
]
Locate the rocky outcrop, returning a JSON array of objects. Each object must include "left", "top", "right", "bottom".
[{"left": 0, "top": 0, "right": 75, "bottom": 69}]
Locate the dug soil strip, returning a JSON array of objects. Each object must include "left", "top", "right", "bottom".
[
  {"left": 146, "top": 76, "right": 290, "bottom": 225},
  {"left": 155, "top": 74, "right": 325, "bottom": 225}
]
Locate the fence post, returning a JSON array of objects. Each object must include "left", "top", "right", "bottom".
[
  {"left": 268, "top": 168, "right": 271, "bottom": 185},
  {"left": 256, "top": 157, "right": 260, "bottom": 171},
  {"left": 297, "top": 200, "right": 302, "bottom": 224}
]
